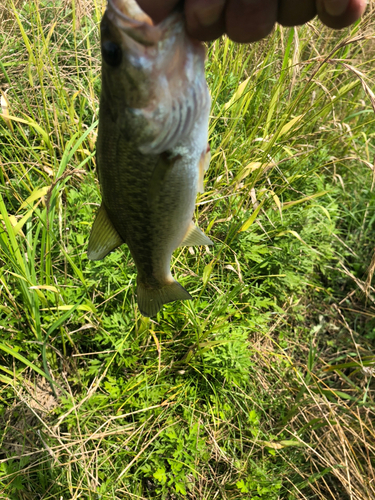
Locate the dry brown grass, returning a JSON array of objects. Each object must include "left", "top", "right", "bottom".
[{"left": 0, "top": 1, "right": 374, "bottom": 498}]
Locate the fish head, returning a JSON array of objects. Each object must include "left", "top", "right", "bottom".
[
  {"left": 99, "top": 0, "right": 209, "bottom": 150},
  {"left": 100, "top": 0, "right": 189, "bottom": 108},
  {"left": 100, "top": 0, "right": 161, "bottom": 110}
]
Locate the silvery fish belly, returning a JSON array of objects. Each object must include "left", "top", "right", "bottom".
[{"left": 87, "top": 0, "right": 212, "bottom": 317}]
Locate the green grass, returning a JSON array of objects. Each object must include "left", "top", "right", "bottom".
[{"left": 0, "top": 0, "right": 375, "bottom": 498}]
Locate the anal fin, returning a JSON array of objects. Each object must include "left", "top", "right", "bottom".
[
  {"left": 181, "top": 221, "right": 213, "bottom": 247},
  {"left": 87, "top": 204, "right": 124, "bottom": 260}
]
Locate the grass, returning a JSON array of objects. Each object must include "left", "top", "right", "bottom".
[{"left": 0, "top": 0, "right": 375, "bottom": 498}]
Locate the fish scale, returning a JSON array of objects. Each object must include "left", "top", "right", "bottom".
[
  {"left": 99, "top": 133, "right": 157, "bottom": 273},
  {"left": 87, "top": 0, "right": 212, "bottom": 317}
]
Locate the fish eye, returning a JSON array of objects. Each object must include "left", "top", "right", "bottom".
[{"left": 102, "top": 41, "right": 122, "bottom": 67}]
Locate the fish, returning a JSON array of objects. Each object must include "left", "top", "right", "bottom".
[{"left": 87, "top": 0, "right": 213, "bottom": 317}]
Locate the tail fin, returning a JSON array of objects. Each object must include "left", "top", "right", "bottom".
[{"left": 137, "top": 280, "right": 192, "bottom": 317}]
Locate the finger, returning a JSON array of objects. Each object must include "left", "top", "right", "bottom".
[
  {"left": 278, "top": 0, "right": 317, "bottom": 26},
  {"left": 184, "top": 0, "right": 226, "bottom": 42},
  {"left": 136, "top": 0, "right": 178, "bottom": 23},
  {"left": 317, "top": 0, "right": 367, "bottom": 29},
  {"left": 225, "top": 0, "right": 277, "bottom": 43}
]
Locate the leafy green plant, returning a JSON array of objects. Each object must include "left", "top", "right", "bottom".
[{"left": 0, "top": 0, "right": 375, "bottom": 499}]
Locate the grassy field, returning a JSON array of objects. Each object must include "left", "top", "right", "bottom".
[{"left": 0, "top": 0, "right": 375, "bottom": 498}]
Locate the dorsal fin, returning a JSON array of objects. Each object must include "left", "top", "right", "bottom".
[{"left": 87, "top": 204, "right": 124, "bottom": 260}]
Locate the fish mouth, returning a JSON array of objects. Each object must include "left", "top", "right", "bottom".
[{"left": 107, "top": 0, "right": 162, "bottom": 45}]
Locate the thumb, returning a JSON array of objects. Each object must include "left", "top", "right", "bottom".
[{"left": 136, "top": 0, "right": 180, "bottom": 23}]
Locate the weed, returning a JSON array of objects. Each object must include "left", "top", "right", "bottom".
[{"left": 0, "top": 1, "right": 374, "bottom": 499}]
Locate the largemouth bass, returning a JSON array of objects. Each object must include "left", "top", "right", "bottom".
[{"left": 87, "top": 0, "right": 212, "bottom": 317}]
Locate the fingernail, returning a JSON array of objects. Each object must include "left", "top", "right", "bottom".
[
  {"left": 194, "top": 0, "right": 225, "bottom": 27},
  {"left": 323, "top": 0, "right": 349, "bottom": 16}
]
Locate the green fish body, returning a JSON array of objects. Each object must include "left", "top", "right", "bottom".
[{"left": 88, "top": 0, "right": 212, "bottom": 317}]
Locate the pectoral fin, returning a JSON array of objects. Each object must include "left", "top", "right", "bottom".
[
  {"left": 198, "top": 145, "right": 211, "bottom": 193},
  {"left": 87, "top": 204, "right": 124, "bottom": 260},
  {"left": 181, "top": 221, "right": 213, "bottom": 247}
]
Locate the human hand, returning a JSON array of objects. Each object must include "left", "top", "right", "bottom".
[{"left": 136, "top": 0, "right": 367, "bottom": 43}]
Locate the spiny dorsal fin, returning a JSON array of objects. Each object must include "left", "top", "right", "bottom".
[
  {"left": 147, "top": 153, "right": 176, "bottom": 205},
  {"left": 87, "top": 204, "right": 124, "bottom": 260},
  {"left": 180, "top": 221, "right": 213, "bottom": 247},
  {"left": 137, "top": 280, "right": 192, "bottom": 317}
]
